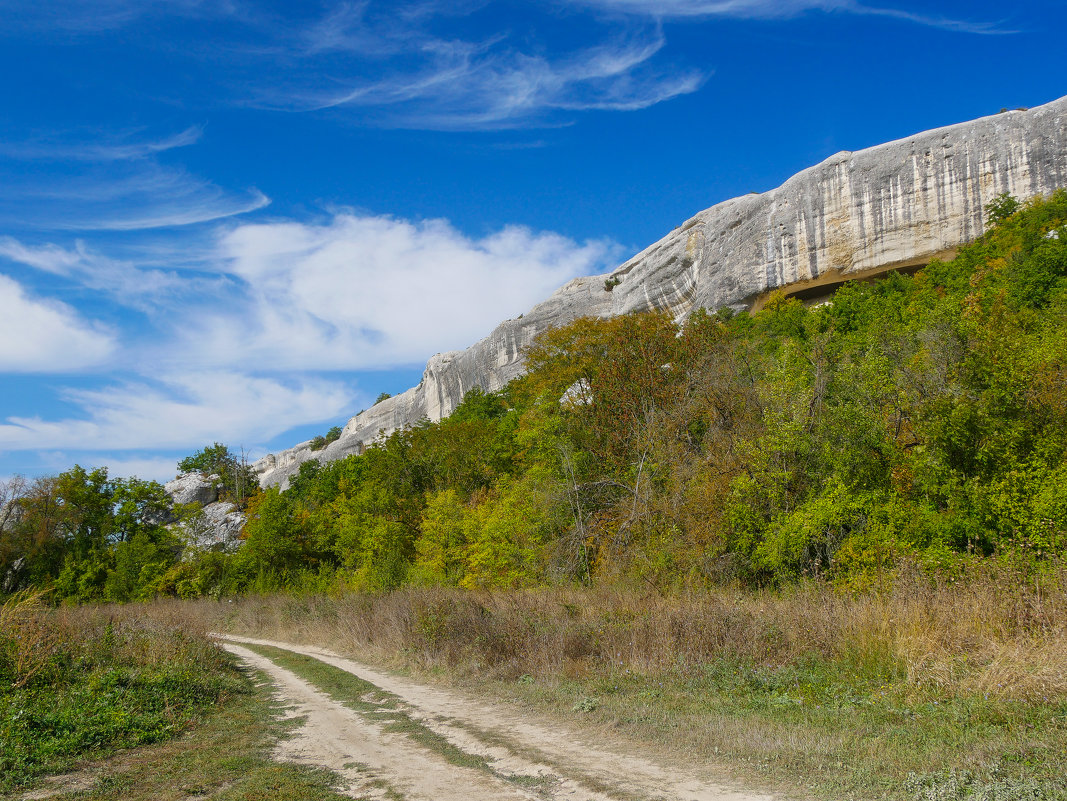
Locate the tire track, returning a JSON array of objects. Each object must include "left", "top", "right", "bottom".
[{"left": 218, "top": 635, "right": 778, "bottom": 801}]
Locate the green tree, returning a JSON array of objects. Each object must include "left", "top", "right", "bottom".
[
  {"left": 236, "top": 488, "right": 304, "bottom": 583},
  {"left": 178, "top": 443, "right": 257, "bottom": 506},
  {"left": 986, "top": 192, "right": 1020, "bottom": 226}
]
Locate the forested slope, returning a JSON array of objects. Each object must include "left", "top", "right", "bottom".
[
  {"left": 235, "top": 191, "right": 1067, "bottom": 594},
  {"left": 2, "top": 192, "right": 1066, "bottom": 600}
]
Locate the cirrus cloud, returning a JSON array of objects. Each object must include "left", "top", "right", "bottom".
[{"left": 574, "top": 0, "right": 1007, "bottom": 33}]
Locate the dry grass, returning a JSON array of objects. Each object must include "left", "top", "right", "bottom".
[
  {"left": 182, "top": 560, "right": 1067, "bottom": 703},
  {"left": 106, "top": 562, "right": 1067, "bottom": 800},
  {"left": 0, "top": 591, "right": 65, "bottom": 688}
]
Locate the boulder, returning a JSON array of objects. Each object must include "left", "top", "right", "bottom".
[{"left": 164, "top": 473, "right": 220, "bottom": 507}]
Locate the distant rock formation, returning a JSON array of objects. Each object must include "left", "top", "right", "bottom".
[
  {"left": 255, "top": 96, "right": 1067, "bottom": 489},
  {"left": 164, "top": 473, "right": 246, "bottom": 552}
]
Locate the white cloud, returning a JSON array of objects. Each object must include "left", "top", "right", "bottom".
[
  {"left": 0, "top": 371, "right": 355, "bottom": 451},
  {"left": 168, "top": 212, "right": 621, "bottom": 371},
  {"left": 83, "top": 188, "right": 271, "bottom": 232},
  {"left": 12, "top": 168, "right": 271, "bottom": 232},
  {"left": 577, "top": 0, "right": 846, "bottom": 17},
  {"left": 0, "top": 236, "right": 192, "bottom": 307},
  {"left": 99, "top": 456, "right": 183, "bottom": 483},
  {"left": 0, "top": 274, "right": 115, "bottom": 371},
  {"left": 3, "top": 4, "right": 706, "bottom": 131},
  {"left": 0, "top": 238, "right": 84, "bottom": 275},
  {"left": 0, "top": 130, "right": 269, "bottom": 232},
  {"left": 268, "top": 31, "right": 705, "bottom": 129},
  {"left": 28, "top": 453, "right": 183, "bottom": 484},
  {"left": 0, "top": 210, "right": 620, "bottom": 460},
  {"left": 0, "top": 126, "right": 203, "bottom": 162},
  {"left": 575, "top": 0, "right": 1006, "bottom": 33},
  {"left": 0, "top": 0, "right": 230, "bottom": 33}
]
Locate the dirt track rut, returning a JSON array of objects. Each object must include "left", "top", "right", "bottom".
[{"left": 218, "top": 634, "right": 776, "bottom": 801}]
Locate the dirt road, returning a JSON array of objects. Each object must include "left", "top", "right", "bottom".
[{"left": 217, "top": 634, "right": 776, "bottom": 801}]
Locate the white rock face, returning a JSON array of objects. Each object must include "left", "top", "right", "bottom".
[
  {"left": 255, "top": 97, "right": 1067, "bottom": 489},
  {"left": 164, "top": 473, "right": 246, "bottom": 552},
  {"left": 183, "top": 501, "right": 246, "bottom": 552},
  {"left": 164, "top": 473, "right": 219, "bottom": 507}
]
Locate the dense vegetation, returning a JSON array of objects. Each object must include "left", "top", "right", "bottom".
[
  {"left": 230, "top": 191, "right": 1067, "bottom": 594},
  {"left": 1, "top": 192, "right": 1066, "bottom": 601}
]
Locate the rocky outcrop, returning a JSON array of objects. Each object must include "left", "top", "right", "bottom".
[
  {"left": 164, "top": 473, "right": 246, "bottom": 552},
  {"left": 164, "top": 473, "right": 220, "bottom": 507},
  {"left": 255, "top": 96, "right": 1067, "bottom": 489},
  {"left": 181, "top": 501, "right": 246, "bottom": 552}
]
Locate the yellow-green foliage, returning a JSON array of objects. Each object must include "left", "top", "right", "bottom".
[
  {"left": 206, "top": 192, "right": 1067, "bottom": 593},
  {"left": 6, "top": 193, "right": 1067, "bottom": 599}
]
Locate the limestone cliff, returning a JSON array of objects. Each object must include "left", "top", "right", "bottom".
[{"left": 254, "top": 96, "right": 1067, "bottom": 488}]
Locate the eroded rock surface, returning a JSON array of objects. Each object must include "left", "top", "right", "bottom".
[
  {"left": 255, "top": 97, "right": 1067, "bottom": 488},
  {"left": 164, "top": 473, "right": 246, "bottom": 552},
  {"left": 184, "top": 501, "right": 246, "bottom": 552},
  {"left": 164, "top": 473, "right": 220, "bottom": 507}
]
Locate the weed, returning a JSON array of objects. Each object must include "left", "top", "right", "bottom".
[{"left": 571, "top": 696, "right": 598, "bottom": 713}]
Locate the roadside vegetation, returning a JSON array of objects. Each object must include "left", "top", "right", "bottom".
[
  {"left": 0, "top": 592, "right": 239, "bottom": 793},
  {"left": 213, "top": 573, "right": 1067, "bottom": 800},
  {"left": 0, "top": 593, "right": 353, "bottom": 800}
]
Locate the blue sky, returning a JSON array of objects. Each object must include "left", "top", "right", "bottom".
[{"left": 0, "top": 0, "right": 1064, "bottom": 484}]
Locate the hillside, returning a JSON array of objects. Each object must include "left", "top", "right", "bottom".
[{"left": 254, "top": 95, "right": 1067, "bottom": 488}]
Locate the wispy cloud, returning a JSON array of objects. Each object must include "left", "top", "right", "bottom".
[
  {"left": 0, "top": 236, "right": 207, "bottom": 308},
  {"left": 574, "top": 0, "right": 1008, "bottom": 33},
  {"left": 72, "top": 187, "right": 271, "bottom": 232},
  {"left": 0, "top": 238, "right": 83, "bottom": 275},
  {"left": 0, "top": 130, "right": 269, "bottom": 232},
  {"left": 260, "top": 27, "right": 705, "bottom": 129},
  {"left": 0, "top": 274, "right": 115, "bottom": 372},
  {"left": 0, "top": 371, "right": 355, "bottom": 451},
  {"left": 0, "top": 0, "right": 232, "bottom": 34},
  {"left": 0, "top": 127, "right": 203, "bottom": 162}
]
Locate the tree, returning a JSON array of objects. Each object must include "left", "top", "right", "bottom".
[
  {"left": 178, "top": 443, "right": 258, "bottom": 506},
  {"left": 986, "top": 192, "right": 1020, "bottom": 226},
  {"left": 237, "top": 488, "right": 303, "bottom": 581},
  {"left": 3, "top": 467, "right": 177, "bottom": 599}
]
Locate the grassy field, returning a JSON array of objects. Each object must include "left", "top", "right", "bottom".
[
  {"left": 5, "top": 559, "right": 1065, "bottom": 800},
  {"left": 206, "top": 561, "right": 1067, "bottom": 800},
  {"left": 0, "top": 594, "right": 353, "bottom": 801}
]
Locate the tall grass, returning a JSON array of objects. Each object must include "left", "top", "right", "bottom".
[
  {"left": 207, "top": 559, "right": 1067, "bottom": 702},
  {"left": 0, "top": 595, "right": 245, "bottom": 792},
  {"left": 81, "top": 562, "right": 1067, "bottom": 799}
]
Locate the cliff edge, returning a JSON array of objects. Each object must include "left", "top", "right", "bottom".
[{"left": 255, "top": 97, "right": 1067, "bottom": 488}]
